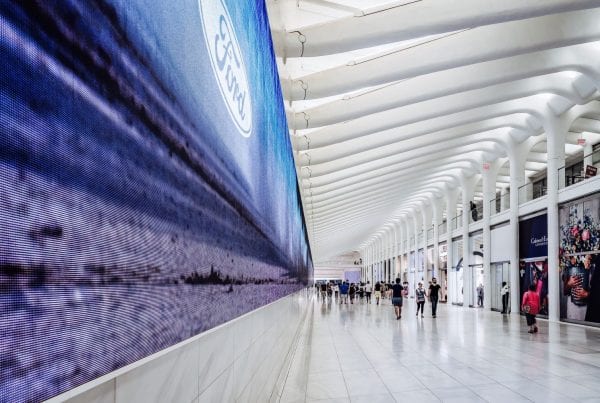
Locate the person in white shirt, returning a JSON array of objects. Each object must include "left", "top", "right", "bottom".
[
  {"left": 365, "top": 281, "right": 373, "bottom": 304},
  {"left": 501, "top": 282, "right": 509, "bottom": 314}
]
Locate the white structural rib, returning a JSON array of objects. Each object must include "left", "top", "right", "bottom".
[
  {"left": 267, "top": 0, "right": 600, "bottom": 261},
  {"left": 283, "top": 9, "right": 600, "bottom": 100},
  {"left": 278, "top": 0, "right": 600, "bottom": 57}
]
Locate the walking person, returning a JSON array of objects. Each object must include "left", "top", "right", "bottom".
[
  {"left": 333, "top": 282, "right": 339, "bottom": 300},
  {"left": 349, "top": 283, "right": 356, "bottom": 304},
  {"left": 501, "top": 282, "right": 509, "bottom": 314},
  {"left": 429, "top": 277, "right": 441, "bottom": 318},
  {"left": 477, "top": 283, "right": 484, "bottom": 307},
  {"left": 374, "top": 281, "right": 382, "bottom": 305},
  {"left": 320, "top": 282, "right": 327, "bottom": 301},
  {"left": 415, "top": 282, "right": 426, "bottom": 318},
  {"left": 365, "top": 281, "right": 372, "bottom": 304},
  {"left": 522, "top": 284, "right": 540, "bottom": 333},
  {"left": 339, "top": 281, "right": 349, "bottom": 304},
  {"left": 391, "top": 278, "right": 404, "bottom": 319}
]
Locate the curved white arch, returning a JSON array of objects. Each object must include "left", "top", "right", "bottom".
[
  {"left": 283, "top": 10, "right": 600, "bottom": 100},
  {"left": 276, "top": 0, "right": 600, "bottom": 57}
]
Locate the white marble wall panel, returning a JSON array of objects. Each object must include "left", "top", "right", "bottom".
[{"left": 56, "top": 289, "right": 311, "bottom": 403}]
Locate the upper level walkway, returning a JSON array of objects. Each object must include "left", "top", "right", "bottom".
[{"left": 280, "top": 294, "right": 600, "bottom": 403}]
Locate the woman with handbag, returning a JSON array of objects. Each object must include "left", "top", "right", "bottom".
[{"left": 521, "top": 284, "right": 540, "bottom": 333}]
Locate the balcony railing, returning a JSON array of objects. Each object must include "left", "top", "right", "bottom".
[
  {"left": 426, "top": 225, "right": 434, "bottom": 239},
  {"left": 486, "top": 192, "right": 512, "bottom": 216},
  {"left": 451, "top": 213, "right": 463, "bottom": 230},
  {"left": 559, "top": 149, "right": 599, "bottom": 190},
  {"left": 438, "top": 221, "right": 447, "bottom": 236}
]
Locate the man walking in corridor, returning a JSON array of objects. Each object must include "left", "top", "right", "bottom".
[
  {"left": 429, "top": 277, "right": 441, "bottom": 318},
  {"left": 391, "top": 278, "right": 404, "bottom": 319}
]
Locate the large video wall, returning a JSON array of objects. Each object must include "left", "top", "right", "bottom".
[
  {"left": 0, "top": 1, "right": 312, "bottom": 401},
  {"left": 560, "top": 195, "right": 600, "bottom": 324}
]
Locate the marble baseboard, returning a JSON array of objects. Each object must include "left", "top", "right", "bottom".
[{"left": 53, "top": 289, "right": 312, "bottom": 403}]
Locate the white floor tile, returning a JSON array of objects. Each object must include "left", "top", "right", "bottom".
[
  {"left": 279, "top": 297, "right": 600, "bottom": 403},
  {"left": 307, "top": 370, "right": 348, "bottom": 400}
]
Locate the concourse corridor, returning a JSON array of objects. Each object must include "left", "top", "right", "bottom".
[{"left": 280, "top": 295, "right": 600, "bottom": 403}]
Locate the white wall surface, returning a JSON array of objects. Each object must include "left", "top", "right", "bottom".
[
  {"left": 491, "top": 223, "right": 511, "bottom": 263},
  {"left": 48, "top": 289, "right": 312, "bottom": 403}
]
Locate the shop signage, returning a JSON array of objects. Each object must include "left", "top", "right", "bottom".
[
  {"left": 519, "top": 214, "right": 548, "bottom": 259},
  {"left": 585, "top": 165, "right": 597, "bottom": 178}
]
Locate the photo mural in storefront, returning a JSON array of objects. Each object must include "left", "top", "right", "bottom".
[
  {"left": 438, "top": 243, "right": 448, "bottom": 270},
  {"left": 559, "top": 196, "right": 600, "bottom": 323},
  {"left": 0, "top": 1, "right": 312, "bottom": 401},
  {"left": 470, "top": 233, "right": 484, "bottom": 304},
  {"left": 427, "top": 246, "right": 434, "bottom": 278},
  {"left": 452, "top": 239, "right": 463, "bottom": 303},
  {"left": 438, "top": 243, "right": 448, "bottom": 301},
  {"left": 518, "top": 214, "right": 548, "bottom": 316}
]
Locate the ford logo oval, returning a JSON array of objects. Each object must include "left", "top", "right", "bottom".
[{"left": 199, "top": 0, "right": 253, "bottom": 138}]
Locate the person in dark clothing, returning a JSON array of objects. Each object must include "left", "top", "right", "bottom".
[
  {"left": 585, "top": 254, "right": 600, "bottom": 323},
  {"left": 429, "top": 277, "right": 441, "bottom": 317},
  {"left": 349, "top": 283, "right": 356, "bottom": 304},
  {"left": 470, "top": 201, "right": 478, "bottom": 221},
  {"left": 415, "top": 282, "right": 426, "bottom": 318},
  {"left": 501, "top": 282, "right": 509, "bottom": 314},
  {"left": 391, "top": 278, "right": 404, "bottom": 319}
]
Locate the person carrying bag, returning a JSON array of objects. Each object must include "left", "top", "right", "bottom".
[{"left": 521, "top": 284, "right": 540, "bottom": 333}]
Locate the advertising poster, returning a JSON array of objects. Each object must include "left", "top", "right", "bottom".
[
  {"left": 0, "top": 1, "right": 312, "bottom": 401},
  {"left": 559, "top": 196, "right": 600, "bottom": 323},
  {"left": 438, "top": 242, "right": 448, "bottom": 270},
  {"left": 452, "top": 239, "right": 463, "bottom": 304},
  {"left": 518, "top": 214, "right": 548, "bottom": 316}
]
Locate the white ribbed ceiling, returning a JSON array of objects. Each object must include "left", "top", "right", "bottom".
[{"left": 266, "top": 0, "right": 600, "bottom": 263}]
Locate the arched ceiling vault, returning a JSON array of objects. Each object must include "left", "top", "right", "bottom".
[{"left": 266, "top": 0, "right": 600, "bottom": 262}]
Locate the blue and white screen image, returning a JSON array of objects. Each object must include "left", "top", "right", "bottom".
[{"left": 0, "top": 1, "right": 312, "bottom": 401}]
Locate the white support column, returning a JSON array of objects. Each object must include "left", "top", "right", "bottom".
[
  {"left": 482, "top": 161, "right": 501, "bottom": 310},
  {"left": 370, "top": 244, "right": 374, "bottom": 283},
  {"left": 508, "top": 137, "right": 530, "bottom": 315},
  {"left": 432, "top": 196, "right": 444, "bottom": 281},
  {"left": 401, "top": 219, "right": 409, "bottom": 279},
  {"left": 413, "top": 211, "right": 422, "bottom": 284},
  {"left": 584, "top": 139, "right": 593, "bottom": 168},
  {"left": 378, "top": 238, "right": 382, "bottom": 283},
  {"left": 446, "top": 187, "right": 459, "bottom": 304},
  {"left": 382, "top": 233, "right": 387, "bottom": 282},
  {"left": 422, "top": 205, "right": 432, "bottom": 284},
  {"left": 461, "top": 174, "right": 478, "bottom": 307},
  {"left": 545, "top": 116, "right": 568, "bottom": 322}
]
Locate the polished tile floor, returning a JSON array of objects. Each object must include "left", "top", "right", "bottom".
[{"left": 280, "top": 294, "right": 600, "bottom": 403}]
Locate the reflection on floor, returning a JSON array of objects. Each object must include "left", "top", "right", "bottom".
[{"left": 280, "top": 294, "right": 600, "bottom": 403}]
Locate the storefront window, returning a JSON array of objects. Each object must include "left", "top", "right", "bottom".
[
  {"left": 559, "top": 196, "right": 600, "bottom": 324},
  {"left": 519, "top": 214, "right": 549, "bottom": 317}
]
